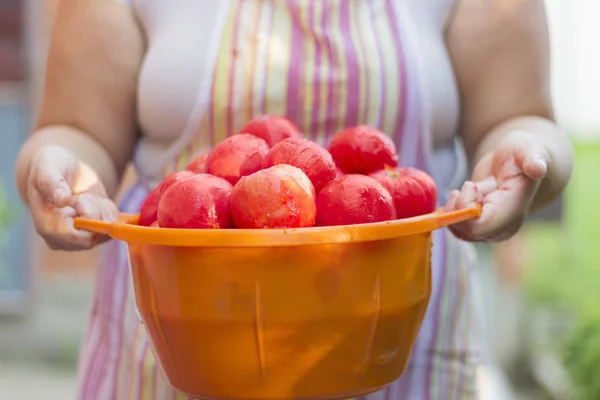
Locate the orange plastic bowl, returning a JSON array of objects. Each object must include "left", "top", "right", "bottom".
[{"left": 75, "top": 206, "right": 480, "bottom": 400}]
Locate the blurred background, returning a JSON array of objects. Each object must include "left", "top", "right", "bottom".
[{"left": 0, "top": 0, "right": 598, "bottom": 399}]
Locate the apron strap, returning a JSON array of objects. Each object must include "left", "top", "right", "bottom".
[{"left": 118, "top": 177, "right": 151, "bottom": 214}]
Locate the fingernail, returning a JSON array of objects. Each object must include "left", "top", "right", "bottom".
[
  {"left": 528, "top": 149, "right": 549, "bottom": 167},
  {"left": 524, "top": 153, "right": 549, "bottom": 181},
  {"left": 535, "top": 156, "right": 548, "bottom": 171}
]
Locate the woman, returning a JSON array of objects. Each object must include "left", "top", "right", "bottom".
[{"left": 16, "top": 0, "right": 572, "bottom": 398}]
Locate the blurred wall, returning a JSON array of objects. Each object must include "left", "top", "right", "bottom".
[
  {"left": 547, "top": 0, "right": 600, "bottom": 139},
  {"left": 0, "top": 0, "right": 136, "bottom": 368},
  {"left": 0, "top": 0, "right": 32, "bottom": 314}
]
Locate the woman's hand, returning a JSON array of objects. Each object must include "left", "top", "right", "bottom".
[
  {"left": 443, "top": 0, "right": 574, "bottom": 243},
  {"left": 445, "top": 131, "right": 549, "bottom": 242},
  {"left": 26, "top": 145, "right": 119, "bottom": 251}
]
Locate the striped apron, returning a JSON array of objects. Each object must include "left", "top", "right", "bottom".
[{"left": 77, "top": 1, "right": 485, "bottom": 398}]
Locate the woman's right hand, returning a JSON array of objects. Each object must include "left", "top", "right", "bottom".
[{"left": 26, "top": 145, "right": 119, "bottom": 251}]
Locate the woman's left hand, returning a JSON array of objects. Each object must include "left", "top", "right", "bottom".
[{"left": 445, "top": 130, "right": 549, "bottom": 242}]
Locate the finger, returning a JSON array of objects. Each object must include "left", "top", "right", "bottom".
[
  {"left": 97, "top": 197, "right": 120, "bottom": 223},
  {"left": 32, "top": 148, "right": 75, "bottom": 207},
  {"left": 95, "top": 198, "right": 119, "bottom": 244},
  {"left": 71, "top": 193, "right": 102, "bottom": 221},
  {"left": 449, "top": 201, "right": 501, "bottom": 242},
  {"left": 447, "top": 182, "right": 482, "bottom": 241},
  {"left": 70, "top": 194, "right": 103, "bottom": 246},
  {"left": 35, "top": 172, "right": 72, "bottom": 207},
  {"left": 34, "top": 205, "right": 98, "bottom": 250},
  {"left": 44, "top": 234, "right": 95, "bottom": 252},
  {"left": 510, "top": 136, "right": 549, "bottom": 181},
  {"left": 71, "top": 194, "right": 119, "bottom": 222},
  {"left": 449, "top": 174, "right": 531, "bottom": 242},
  {"left": 71, "top": 194, "right": 119, "bottom": 245},
  {"left": 473, "top": 176, "right": 498, "bottom": 196},
  {"left": 51, "top": 205, "right": 98, "bottom": 249},
  {"left": 465, "top": 177, "right": 534, "bottom": 241},
  {"left": 522, "top": 151, "right": 549, "bottom": 181},
  {"left": 444, "top": 190, "right": 460, "bottom": 212},
  {"left": 454, "top": 181, "right": 480, "bottom": 211},
  {"left": 28, "top": 183, "right": 100, "bottom": 250},
  {"left": 446, "top": 177, "right": 496, "bottom": 213}
]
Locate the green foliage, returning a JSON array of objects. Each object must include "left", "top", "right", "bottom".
[
  {"left": 0, "top": 182, "right": 16, "bottom": 284},
  {"left": 523, "top": 223, "right": 568, "bottom": 305},
  {"left": 0, "top": 183, "right": 11, "bottom": 229},
  {"left": 524, "top": 140, "right": 600, "bottom": 399},
  {"left": 524, "top": 141, "right": 600, "bottom": 308},
  {"left": 563, "top": 311, "right": 600, "bottom": 400}
]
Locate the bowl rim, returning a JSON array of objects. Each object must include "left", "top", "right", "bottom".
[{"left": 87, "top": 206, "right": 480, "bottom": 247}]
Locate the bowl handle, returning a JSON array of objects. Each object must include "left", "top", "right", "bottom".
[
  {"left": 74, "top": 214, "right": 135, "bottom": 235},
  {"left": 433, "top": 204, "right": 482, "bottom": 229}
]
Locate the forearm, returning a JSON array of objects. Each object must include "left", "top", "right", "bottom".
[
  {"left": 471, "top": 115, "right": 574, "bottom": 211},
  {"left": 16, "top": 125, "right": 120, "bottom": 203}
]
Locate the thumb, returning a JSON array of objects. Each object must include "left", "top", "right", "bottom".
[
  {"left": 521, "top": 150, "right": 549, "bottom": 181},
  {"left": 509, "top": 134, "right": 549, "bottom": 181},
  {"left": 32, "top": 146, "right": 77, "bottom": 207}
]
